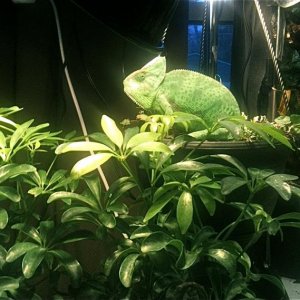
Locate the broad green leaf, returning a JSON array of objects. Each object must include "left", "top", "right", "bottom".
[
  {"left": 55, "top": 141, "right": 112, "bottom": 154},
  {"left": 0, "top": 276, "right": 19, "bottom": 291},
  {"left": 207, "top": 248, "right": 236, "bottom": 275},
  {"left": 291, "top": 185, "right": 300, "bottom": 197},
  {"left": 119, "top": 253, "right": 139, "bottom": 288},
  {"left": 259, "top": 123, "right": 293, "bottom": 150},
  {"left": 107, "top": 201, "right": 128, "bottom": 214},
  {"left": 126, "top": 132, "right": 161, "bottom": 149},
  {"left": 0, "top": 186, "right": 20, "bottom": 202},
  {"left": 0, "top": 209, "right": 8, "bottom": 229},
  {"left": 130, "top": 141, "right": 172, "bottom": 154},
  {"left": 276, "top": 212, "right": 300, "bottom": 221},
  {"left": 22, "top": 247, "right": 46, "bottom": 278},
  {"left": 48, "top": 191, "right": 98, "bottom": 209},
  {"left": 50, "top": 249, "right": 82, "bottom": 287},
  {"left": 0, "top": 131, "right": 6, "bottom": 148},
  {"left": 71, "top": 153, "right": 113, "bottom": 178},
  {"left": 11, "top": 224, "right": 42, "bottom": 244},
  {"left": 161, "top": 161, "right": 204, "bottom": 173},
  {"left": 224, "top": 278, "right": 249, "bottom": 300},
  {"left": 0, "top": 164, "right": 36, "bottom": 184},
  {"left": 259, "top": 274, "right": 286, "bottom": 296},
  {"left": 144, "top": 189, "right": 179, "bottom": 222},
  {"left": 104, "top": 248, "right": 138, "bottom": 276},
  {"left": 190, "top": 176, "right": 220, "bottom": 189},
  {"left": 221, "top": 177, "right": 248, "bottom": 195},
  {"left": 130, "top": 226, "right": 153, "bottom": 240},
  {"left": 280, "top": 222, "right": 300, "bottom": 229},
  {"left": 98, "top": 211, "right": 116, "bottom": 228},
  {"left": 123, "top": 127, "right": 140, "bottom": 147},
  {"left": 267, "top": 220, "right": 280, "bottom": 235},
  {"left": 47, "top": 170, "right": 67, "bottom": 187},
  {"left": 105, "top": 177, "right": 136, "bottom": 205},
  {"left": 61, "top": 206, "right": 95, "bottom": 223},
  {"left": 211, "top": 154, "right": 247, "bottom": 178},
  {"left": 6, "top": 242, "right": 39, "bottom": 262},
  {"left": 0, "top": 245, "right": 7, "bottom": 268},
  {"left": 0, "top": 116, "right": 17, "bottom": 127},
  {"left": 265, "top": 175, "right": 295, "bottom": 201},
  {"left": 196, "top": 188, "right": 216, "bottom": 216},
  {"left": 177, "top": 191, "right": 193, "bottom": 234},
  {"left": 9, "top": 119, "right": 34, "bottom": 149},
  {"left": 84, "top": 176, "right": 102, "bottom": 203},
  {"left": 101, "top": 115, "right": 123, "bottom": 148},
  {"left": 141, "top": 232, "right": 173, "bottom": 253},
  {"left": 248, "top": 168, "right": 275, "bottom": 180},
  {"left": 39, "top": 221, "right": 54, "bottom": 243}
]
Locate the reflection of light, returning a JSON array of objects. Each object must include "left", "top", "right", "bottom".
[{"left": 275, "top": 0, "right": 300, "bottom": 7}]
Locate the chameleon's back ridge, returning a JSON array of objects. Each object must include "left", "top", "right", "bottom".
[{"left": 123, "top": 56, "right": 241, "bottom": 127}]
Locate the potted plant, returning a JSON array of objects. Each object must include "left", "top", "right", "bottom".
[{"left": 1, "top": 106, "right": 300, "bottom": 299}]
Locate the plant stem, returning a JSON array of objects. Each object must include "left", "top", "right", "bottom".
[{"left": 219, "top": 193, "right": 254, "bottom": 241}]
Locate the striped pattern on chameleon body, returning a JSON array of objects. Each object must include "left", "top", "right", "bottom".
[{"left": 153, "top": 70, "right": 240, "bottom": 127}]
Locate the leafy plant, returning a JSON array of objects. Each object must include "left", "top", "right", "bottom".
[{"left": 1, "top": 107, "right": 300, "bottom": 299}]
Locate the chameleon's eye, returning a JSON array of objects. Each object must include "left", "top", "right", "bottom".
[{"left": 136, "top": 72, "right": 146, "bottom": 82}]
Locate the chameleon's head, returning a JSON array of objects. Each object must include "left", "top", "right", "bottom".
[{"left": 123, "top": 56, "right": 166, "bottom": 110}]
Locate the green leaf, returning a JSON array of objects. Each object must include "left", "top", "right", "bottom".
[
  {"left": 62, "top": 207, "right": 94, "bottom": 223},
  {"left": 190, "top": 176, "right": 220, "bottom": 189},
  {"left": 126, "top": 132, "right": 161, "bottom": 149},
  {"left": 84, "top": 176, "right": 102, "bottom": 202},
  {"left": 71, "top": 153, "right": 113, "bottom": 178},
  {"left": 104, "top": 248, "right": 138, "bottom": 276},
  {"left": 101, "top": 115, "right": 123, "bottom": 149},
  {"left": 259, "top": 274, "right": 286, "bottom": 296},
  {"left": 265, "top": 174, "right": 297, "bottom": 201},
  {"left": 119, "top": 253, "right": 139, "bottom": 288},
  {"left": 130, "top": 141, "right": 172, "bottom": 154},
  {"left": 196, "top": 188, "right": 216, "bottom": 216},
  {"left": 55, "top": 141, "right": 112, "bottom": 154},
  {"left": 98, "top": 211, "right": 116, "bottom": 228},
  {"left": 221, "top": 177, "right": 248, "bottom": 195},
  {"left": 48, "top": 191, "right": 98, "bottom": 209},
  {"left": 47, "top": 170, "right": 67, "bottom": 187},
  {"left": 177, "top": 191, "right": 193, "bottom": 234},
  {"left": 259, "top": 123, "right": 294, "bottom": 150},
  {"left": 162, "top": 161, "right": 204, "bottom": 173},
  {"left": 141, "top": 232, "right": 173, "bottom": 253},
  {"left": 207, "top": 248, "right": 236, "bottom": 275},
  {"left": 0, "top": 186, "right": 20, "bottom": 202},
  {"left": 11, "top": 224, "right": 42, "bottom": 244},
  {"left": 22, "top": 247, "right": 46, "bottom": 278},
  {"left": 0, "top": 276, "right": 19, "bottom": 291},
  {"left": 0, "top": 209, "right": 8, "bottom": 230},
  {"left": 105, "top": 177, "right": 137, "bottom": 205},
  {"left": 9, "top": 119, "right": 34, "bottom": 149},
  {"left": 50, "top": 249, "right": 82, "bottom": 287},
  {"left": 107, "top": 201, "right": 128, "bottom": 214},
  {"left": 130, "top": 226, "right": 153, "bottom": 240},
  {"left": 211, "top": 154, "right": 247, "bottom": 178},
  {"left": 6, "top": 242, "right": 39, "bottom": 262},
  {"left": 0, "top": 245, "right": 7, "bottom": 269},
  {"left": 276, "top": 212, "right": 300, "bottom": 221},
  {"left": 144, "top": 189, "right": 179, "bottom": 222},
  {"left": 0, "top": 164, "right": 36, "bottom": 184},
  {"left": 0, "top": 131, "right": 6, "bottom": 148}
]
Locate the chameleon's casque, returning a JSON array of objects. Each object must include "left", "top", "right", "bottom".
[{"left": 123, "top": 56, "right": 240, "bottom": 127}]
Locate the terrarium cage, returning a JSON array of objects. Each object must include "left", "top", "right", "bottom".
[{"left": 200, "top": 0, "right": 300, "bottom": 120}]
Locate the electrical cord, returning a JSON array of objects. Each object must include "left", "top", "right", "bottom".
[
  {"left": 48, "top": 0, "right": 109, "bottom": 191},
  {"left": 254, "top": 0, "right": 289, "bottom": 113}
]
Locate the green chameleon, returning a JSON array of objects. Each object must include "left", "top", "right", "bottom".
[{"left": 123, "top": 56, "right": 240, "bottom": 129}]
